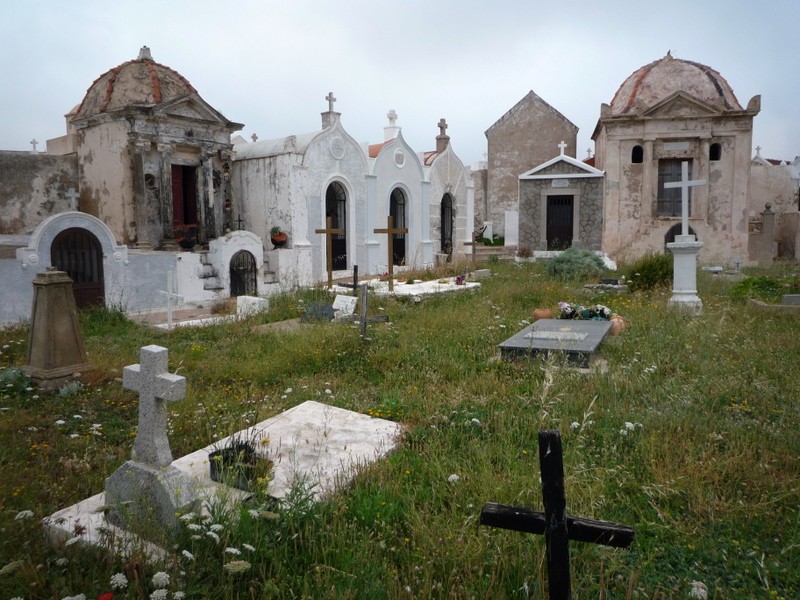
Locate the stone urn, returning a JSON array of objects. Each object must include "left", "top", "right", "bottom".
[
  {"left": 610, "top": 314, "right": 628, "bottom": 336},
  {"left": 532, "top": 308, "right": 554, "bottom": 321}
]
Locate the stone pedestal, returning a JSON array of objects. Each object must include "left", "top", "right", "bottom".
[
  {"left": 667, "top": 235, "right": 703, "bottom": 314},
  {"left": 23, "top": 269, "right": 92, "bottom": 391}
]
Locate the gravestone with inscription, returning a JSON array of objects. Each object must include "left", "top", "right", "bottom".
[
  {"left": 104, "top": 345, "right": 198, "bottom": 536},
  {"left": 499, "top": 319, "right": 612, "bottom": 367},
  {"left": 332, "top": 294, "right": 358, "bottom": 322}
]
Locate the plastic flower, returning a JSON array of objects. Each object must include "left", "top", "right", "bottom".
[
  {"left": 151, "top": 571, "right": 170, "bottom": 588},
  {"left": 110, "top": 572, "right": 128, "bottom": 590},
  {"left": 98, "top": 593, "right": 114, "bottom": 600}
]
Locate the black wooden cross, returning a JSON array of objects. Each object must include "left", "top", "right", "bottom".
[
  {"left": 480, "top": 430, "right": 634, "bottom": 600},
  {"left": 235, "top": 216, "right": 244, "bottom": 230},
  {"left": 358, "top": 283, "right": 388, "bottom": 339},
  {"left": 315, "top": 216, "right": 344, "bottom": 289},
  {"left": 373, "top": 215, "right": 408, "bottom": 292},
  {"left": 338, "top": 265, "right": 360, "bottom": 290}
]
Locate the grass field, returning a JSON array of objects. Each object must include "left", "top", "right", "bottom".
[{"left": 1, "top": 260, "right": 798, "bottom": 599}]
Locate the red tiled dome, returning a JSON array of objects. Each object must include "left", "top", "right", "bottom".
[
  {"left": 72, "top": 46, "right": 196, "bottom": 120},
  {"left": 610, "top": 53, "right": 741, "bottom": 116}
]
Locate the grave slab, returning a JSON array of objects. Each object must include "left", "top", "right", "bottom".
[
  {"left": 237, "top": 295, "right": 269, "bottom": 317},
  {"left": 499, "top": 319, "right": 612, "bottom": 367},
  {"left": 45, "top": 400, "right": 402, "bottom": 558},
  {"left": 332, "top": 294, "right": 358, "bottom": 321}
]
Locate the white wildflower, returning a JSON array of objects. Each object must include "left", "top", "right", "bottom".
[
  {"left": 625, "top": 422, "right": 636, "bottom": 431},
  {"left": 689, "top": 581, "right": 708, "bottom": 600},
  {"left": 152, "top": 571, "right": 170, "bottom": 588},
  {"left": 325, "top": 388, "right": 332, "bottom": 395},
  {"left": 150, "top": 590, "right": 168, "bottom": 600},
  {"left": 186, "top": 523, "right": 202, "bottom": 531},
  {"left": 242, "top": 543, "right": 255, "bottom": 552},
  {"left": 182, "top": 550, "right": 195, "bottom": 561},
  {"left": 447, "top": 474, "right": 460, "bottom": 483},
  {"left": 619, "top": 429, "right": 628, "bottom": 436},
  {"left": 14, "top": 509, "right": 34, "bottom": 520},
  {"left": 224, "top": 547, "right": 241, "bottom": 555},
  {"left": 172, "top": 593, "right": 186, "bottom": 600},
  {"left": 570, "top": 422, "right": 580, "bottom": 430},
  {"left": 223, "top": 560, "right": 251, "bottom": 573},
  {"left": 110, "top": 572, "right": 128, "bottom": 590},
  {"left": 179, "top": 513, "right": 195, "bottom": 521},
  {"left": 284, "top": 387, "right": 293, "bottom": 394},
  {"left": 54, "top": 557, "right": 68, "bottom": 566},
  {"left": 64, "top": 536, "right": 81, "bottom": 547},
  {"left": 247, "top": 509, "right": 260, "bottom": 519},
  {"left": 206, "top": 530, "right": 220, "bottom": 543},
  {"left": 471, "top": 418, "right": 481, "bottom": 426},
  {"left": 55, "top": 419, "right": 66, "bottom": 425},
  {"left": 209, "top": 523, "right": 224, "bottom": 532},
  {"left": 190, "top": 535, "right": 201, "bottom": 541}
]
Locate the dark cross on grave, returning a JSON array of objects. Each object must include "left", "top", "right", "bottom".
[
  {"left": 316, "top": 215, "right": 344, "bottom": 289},
  {"left": 338, "top": 265, "right": 360, "bottom": 289},
  {"left": 235, "top": 215, "right": 244, "bottom": 230},
  {"left": 123, "top": 345, "right": 187, "bottom": 468},
  {"left": 373, "top": 215, "right": 408, "bottom": 292},
  {"left": 358, "top": 283, "right": 389, "bottom": 339},
  {"left": 326, "top": 91, "right": 337, "bottom": 112},
  {"left": 480, "top": 430, "right": 634, "bottom": 600}
]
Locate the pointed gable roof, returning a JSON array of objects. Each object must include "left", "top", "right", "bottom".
[
  {"left": 520, "top": 152, "right": 604, "bottom": 180},
  {"left": 486, "top": 90, "right": 577, "bottom": 136}
]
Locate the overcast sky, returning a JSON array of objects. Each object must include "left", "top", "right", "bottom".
[{"left": 1, "top": 1, "right": 797, "bottom": 167}]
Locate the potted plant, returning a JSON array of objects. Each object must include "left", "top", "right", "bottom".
[{"left": 270, "top": 226, "right": 288, "bottom": 248}]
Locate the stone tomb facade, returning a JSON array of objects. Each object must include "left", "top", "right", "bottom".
[{"left": 499, "top": 319, "right": 613, "bottom": 367}]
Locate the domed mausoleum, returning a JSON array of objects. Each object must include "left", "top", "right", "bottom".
[
  {"left": 64, "top": 46, "right": 242, "bottom": 247},
  {"left": 592, "top": 52, "right": 761, "bottom": 262}
]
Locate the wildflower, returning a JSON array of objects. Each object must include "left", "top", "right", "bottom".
[
  {"left": 242, "top": 543, "right": 255, "bottom": 552},
  {"left": 152, "top": 571, "right": 170, "bottom": 588},
  {"left": 110, "top": 572, "right": 128, "bottom": 590},
  {"left": 173, "top": 593, "right": 186, "bottom": 599},
  {"left": 150, "top": 590, "right": 168, "bottom": 600},
  {"left": 284, "top": 387, "right": 293, "bottom": 394},
  {"left": 179, "top": 513, "right": 195, "bottom": 522},
  {"left": 325, "top": 388, "right": 332, "bottom": 395},
  {"left": 186, "top": 523, "right": 202, "bottom": 531},
  {"left": 447, "top": 474, "right": 460, "bottom": 483},
  {"left": 181, "top": 550, "right": 195, "bottom": 561},
  {"left": 56, "top": 419, "right": 66, "bottom": 425},
  {"left": 14, "top": 509, "right": 34, "bottom": 520},
  {"left": 209, "top": 523, "right": 224, "bottom": 532},
  {"left": 206, "top": 531, "right": 220, "bottom": 543},
  {"left": 54, "top": 557, "right": 68, "bottom": 566},
  {"left": 223, "top": 560, "right": 251, "bottom": 574},
  {"left": 619, "top": 428, "right": 628, "bottom": 436},
  {"left": 624, "top": 422, "right": 636, "bottom": 431},
  {"left": 0, "top": 560, "right": 24, "bottom": 575},
  {"left": 471, "top": 418, "right": 481, "bottom": 426},
  {"left": 570, "top": 422, "right": 580, "bottom": 430},
  {"left": 64, "top": 536, "right": 81, "bottom": 546},
  {"left": 689, "top": 581, "right": 708, "bottom": 599},
  {"left": 247, "top": 509, "right": 260, "bottom": 519},
  {"left": 225, "top": 547, "right": 242, "bottom": 555}
]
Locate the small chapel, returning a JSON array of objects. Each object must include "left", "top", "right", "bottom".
[{"left": 0, "top": 47, "right": 474, "bottom": 325}]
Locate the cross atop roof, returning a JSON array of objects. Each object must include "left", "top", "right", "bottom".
[
  {"left": 326, "top": 92, "right": 337, "bottom": 112},
  {"left": 438, "top": 118, "right": 448, "bottom": 137},
  {"left": 387, "top": 109, "right": 397, "bottom": 126}
]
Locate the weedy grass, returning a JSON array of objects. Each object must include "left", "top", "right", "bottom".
[{"left": 0, "top": 261, "right": 798, "bottom": 599}]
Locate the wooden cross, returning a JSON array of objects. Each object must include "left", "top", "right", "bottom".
[
  {"left": 558, "top": 140, "right": 567, "bottom": 155},
  {"left": 316, "top": 215, "right": 344, "bottom": 288},
  {"left": 157, "top": 270, "right": 184, "bottom": 330},
  {"left": 481, "top": 430, "right": 634, "bottom": 600},
  {"left": 358, "top": 283, "right": 389, "bottom": 340},
  {"left": 123, "top": 345, "right": 187, "bottom": 468},
  {"left": 664, "top": 161, "right": 706, "bottom": 237},
  {"left": 326, "top": 91, "right": 337, "bottom": 112},
  {"left": 463, "top": 229, "right": 480, "bottom": 265},
  {"left": 373, "top": 215, "right": 408, "bottom": 292},
  {"left": 338, "top": 264, "right": 360, "bottom": 289},
  {"left": 438, "top": 118, "right": 448, "bottom": 136}
]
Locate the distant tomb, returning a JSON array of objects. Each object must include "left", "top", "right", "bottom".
[{"left": 499, "top": 319, "right": 612, "bottom": 367}]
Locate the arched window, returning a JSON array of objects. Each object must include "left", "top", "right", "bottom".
[
  {"left": 440, "top": 194, "right": 453, "bottom": 255},
  {"left": 709, "top": 143, "right": 722, "bottom": 161},
  {"left": 664, "top": 223, "right": 697, "bottom": 248},
  {"left": 325, "top": 181, "right": 347, "bottom": 270},
  {"left": 631, "top": 145, "right": 644, "bottom": 164},
  {"left": 389, "top": 188, "right": 407, "bottom": 266}
]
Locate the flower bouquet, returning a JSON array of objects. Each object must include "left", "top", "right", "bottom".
[{"left": 557, "top": 302, "right": 612, "bottom": 321}]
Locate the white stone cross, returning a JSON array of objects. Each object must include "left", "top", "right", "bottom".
[
  {"left": 558, "top": 140, "right": 567, "bottom": 155},
  {"left": 123, "top": 345, "right": 186, "bottom": 467},
  {"left": 326, "top": 91, "right": 337, "bottom": 112},
  {"left": 438, "top": 118, "right": 448, "bottom": 136},
  {"left": 157, "top": 270, "right": 184, "bottom": 329},
  {"left": 251, "top": 133, "right": 258, "bottom": 143},
  {"left": 387, "top": 109, "right": 398, "bottom": 126},
  {"left": 30, "top": 138, "right": 39, "bottom": 152},
  {"left": 65, "top": 188, "right": 78, "bottom": 211},
  {"left": 664, "top": 161, "right": 706, "bottom": 236}
]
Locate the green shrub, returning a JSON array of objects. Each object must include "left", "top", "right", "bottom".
[
  {"left": 545, "top": 247, "right": 605, "bottom": 280},
  {"left": 624, "top": 252, "right": 673, "bottom": 292},
  {"left": 729, "top": 276, "right": 784, "bottom": 303}
]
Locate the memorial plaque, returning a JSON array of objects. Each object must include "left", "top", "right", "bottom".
[{"left": 499, "top": 319, "right": 612, "bottom": 367}]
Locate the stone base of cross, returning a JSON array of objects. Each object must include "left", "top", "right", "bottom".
[
  {"left": 480, "top": 430, "right": 634, "bottom": 600},
  {"left": 666, "top": 236, "right": 704, "bottom": 314}
]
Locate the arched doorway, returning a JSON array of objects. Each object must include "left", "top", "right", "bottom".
[
  {"left": 230, "top": 250, "right": 258, "bottom": 297},
  {"left": 50, "top": 228, "right": 105, "bottom": 308},
  {"left": 325, "top": 182, "right": 347, "bottom": 270},
  {"left": 441, "top": 194, "right": 454, "bottom": 255},
  {"left": 664, "top": 223, "right": 697, "bottom": 250},
  {"left": 389, "top": 188, "right": 407, "bottom": 265}
]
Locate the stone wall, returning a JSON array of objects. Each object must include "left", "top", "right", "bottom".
[{"left": 0, "top": 152, "right": 78, "bottom": 234}]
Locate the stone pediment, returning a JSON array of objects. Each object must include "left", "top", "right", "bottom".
[
  {"left": 520, "top": 154, "right": 604, "bottom": 180},
  {"left": 154, "top": 94, "right": 238, "bottom": 127},
  {"left": 641, "top": 91, "right": 723, "bottom": 119}
]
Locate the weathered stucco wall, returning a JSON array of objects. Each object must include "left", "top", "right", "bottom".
[
  {"left": 0, "top": 152, "right": 78, "bottom": 234},
  {"left": 426, "top": 145, "right": 473, "bottom": 260}
]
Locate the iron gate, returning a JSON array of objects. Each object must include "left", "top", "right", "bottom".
[
  {"left": 50, "top": 227, "right": 105, "bottom": 308},
  {"left": 546, "top": 195, "right": 574, "bottom": 251},
  {"left": 229, "top": 250, "right": 257, "bottom": 297}
]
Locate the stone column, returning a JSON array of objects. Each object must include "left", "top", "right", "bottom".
[
  {"left": 758, "top": 203, "right": 775, "bottom": 267},
  {"left": 131, "top": 138, "right": 153, "bottom": 248},
  {"left": 158, "top": 143, "right": 175, "bottom": 244},
  {"left": 667, "top": 235, "right": 704, "bottom": 314}
]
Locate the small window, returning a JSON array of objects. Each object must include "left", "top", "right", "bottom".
[
  {"left": 631, "top": 145, "right": 644, "bottom": 164},
  {"left": 709, "top": 143, "right": 721, "bottom": 161}
]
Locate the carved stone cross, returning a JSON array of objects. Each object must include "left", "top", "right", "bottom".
[
  {"left": 315, "top": 215, "right": 344, "bottom": 289},
  {"left": 65, "top": 188, "right": 78, "bottom": 211},
  {"left": 326, "top": 91, "right": 337, "bottom": 112},
  {"left": 558, "top": 140, "right": 567, "bottom": 155},
  {"left": 438, "top": 118, "right": 448, "bottom": 136},
  {"left": 664, "top": 160, "right": 706, "bottom": 237},
  {"left": 123, "top": 345, "right": 186, "bottom": 467},
  {"left": 30, "top": 139, "right": 38, "bottom": 152},
  {"left": 387, "top": 109, "right": 398, "bottom": 126},
  {"left": 373, "top": 215, "right": 408, "bottom": 292}
]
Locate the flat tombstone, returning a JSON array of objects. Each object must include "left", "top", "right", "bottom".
[
  {"left": 499, "top": 319, "right": 612, "bottom": 367},
  {"left": 301, "top": 302, "right": 335, "bottom": 323},
  {"left": 237, "top": 295, "right": 269, "bottom": 317},
  {"left": 781, "top": 294, "right": 800, "bottom": 306},
  {"left": 332, "top": 295, "right": 358, "bottom": 321}
]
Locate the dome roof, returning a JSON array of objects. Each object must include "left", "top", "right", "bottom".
[
  {"left": 609, "top": 53, "right": 742, "bottom": 116},
  {"left": 72, "top": 46, "right": 197, "bottom": 120}
]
